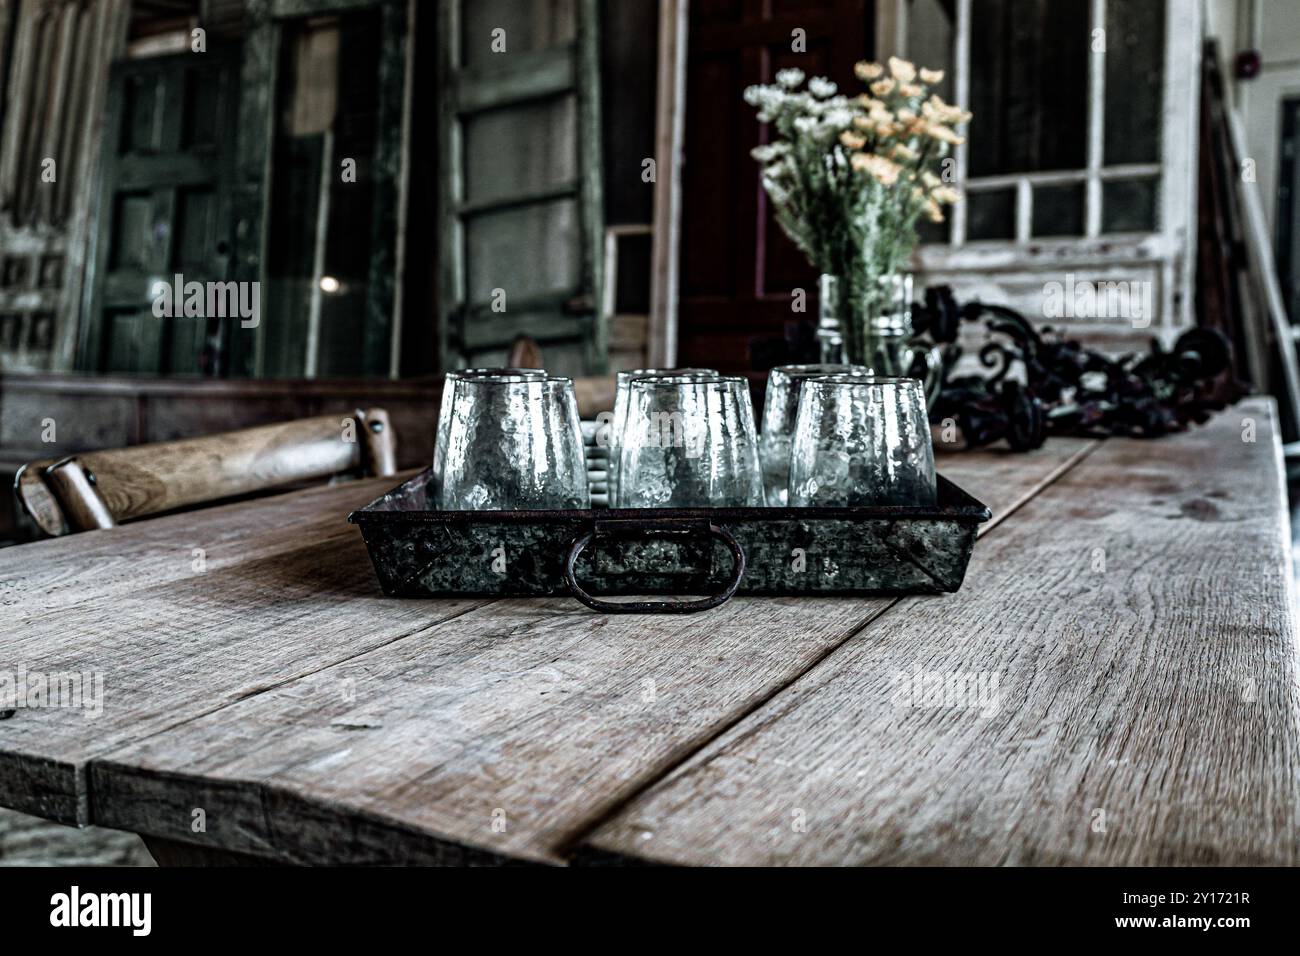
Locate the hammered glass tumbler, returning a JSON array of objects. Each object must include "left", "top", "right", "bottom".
[
  {"left": 788, "top": 376, "right": 936, "bottom": 507},
  {"left": 759, "top": 363, "right": 872, "bottom": 506},
  {"left": 616, "top": 375, "right": 763, "bottom": 508},
  {"left": 432, "top": 367, "right": 546, "bottom": 493},
  {"left": 438, "top": 376, "right": 589, "bottom": 511},
  {"left": 606, "top": 367, "right": 719, "bottom": 501}
]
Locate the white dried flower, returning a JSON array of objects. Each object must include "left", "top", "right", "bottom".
[
  {"left": 808, "top": 77, "right": 838, "bottom": 98},
  {"left": 750, "top": 143, "right": 789, "bottom": 163},
  {"left": 776, "top": 68, "right": 805, "bottom": 89},
  {"left": 823, "top": 108, "right": 853, "bottom": 129}
]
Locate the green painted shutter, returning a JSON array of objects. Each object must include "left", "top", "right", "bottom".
[
  {"left": 437, "top": 0, "right": 605, "bottom": 376},
  {"left": 83, "top": 50, "right": 239, "bottom": 375}
]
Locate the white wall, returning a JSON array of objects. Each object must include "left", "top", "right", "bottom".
[{"left": 1207, "top": 0, "right": 1300, "bottom": 235}]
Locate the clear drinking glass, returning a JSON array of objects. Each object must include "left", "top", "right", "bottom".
[
  {"left": 788, "top": 376, "right": 936, "bottom": 507},
  {"left": 616, "top": 375, "right": 763, "bottom": 508},
  {"left": 606, "top": 367, "right": 719, "bottom": 501},
  {"left": 432, "top": 368, "right": 547, "bottom": 493},
  {"left": 759, "top": 363, "right": 872, "bottom": 506},
  {"left": 438, "top": 377, "right": 589, "bottom": 511}
]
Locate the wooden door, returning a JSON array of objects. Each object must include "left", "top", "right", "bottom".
[
  {"left": 436, "top": 0, "right": 605, "bottom": 376},
  {"left": 82, "top": 48, "right": 239, "bottom": 375},
  {"left": 678, "top": 0, "right": 872, "bottom": 373}
]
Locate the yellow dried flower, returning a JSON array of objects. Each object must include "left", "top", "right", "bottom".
[
  {"left": 931, "top": 185, "right": 962, "bottom": 204},
  {"left": 923, "top": 95, "right": 972, "bottom": 125},
  {"left": 919, "top": 67, "right": 945, "bottom": 84},
  {"left": 898, "top": 82, "right": 924, "bottom": 98},
  {"left": 888, "top": 56, "right": 917, "bottom": 83},
  {"left": 852, "top": 152, "right": 903, "bottom": 186},
  {"left": 840, "top": 130, "right": 867, "bottom": 150},
  {"left": 890, "top": 143, "right": 919, "bottom": 162},
  {"left": 870, "top": 78, "right": 895, "bottom": 97},
  {"left": 925, "top": 122, "right": 965, "bottom": 145},
  {"left": 924, "top": 197, "right": 945, "bottom": 222},
  {"left": 855, "top": 61, "right": 885, "bottom": 80}
]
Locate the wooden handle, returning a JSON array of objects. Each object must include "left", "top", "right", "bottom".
[
  {"left": 357, "top": 408, "right": 397, "bottom": 477},
  {"left": 44, "top": 458, "right": 116, "bottom": 532}
]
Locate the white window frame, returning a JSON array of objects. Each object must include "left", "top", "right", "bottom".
[{"left": 881, "top": 0, "right": 1202, "bottom": 345}]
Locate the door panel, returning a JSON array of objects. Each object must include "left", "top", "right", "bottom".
[
  {"left": 460, "top": 0, "right": 577, "bottom": 70},
  {"left": 678, "top": 0, "right": 872, "bottom": 373},
  {"left": 84, "top": 50, "right": 239, "bottom": 376},
  {"left": 466, "top": 200, "right": 581, "bottom": 304},
  {"left": 438, "top": 0, "right": 604, "bottom": 373},
  {"left": 462, "top": 96, "right": 578, "bottom": 203}
]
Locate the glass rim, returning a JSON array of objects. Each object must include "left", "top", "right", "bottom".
[
  {"left": 619, "top": 367, "right": 719, "bottom": 383},
  {"left": 452, "top": 375, "right": 574, "bottom": 388},
  {"left": 628, "top": 373, "right": 747, "bottom": 389},
  {"left": 772, "top": 363, "right": 873, "bottom": 377},
  {"left": 447, "top": 367, "right": 548, "bottom": 380},
  {"left": 805, "top": 374, "right": 920, "bottom": 388}
]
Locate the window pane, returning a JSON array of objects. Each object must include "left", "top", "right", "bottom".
[
  {"left": 968, "top": 0, "right": 1089, "bottom": 176},
  {"left": 1032, "top": 182, "right": 1085, "bottom": 237},
  {"left": 265, "top": 11, "right": 391, "bottom": 378},
  {"left": 1102, "top": 177, "right": 1159, "bottom": 233},
  {"left": 966, "top": 188, "right": 1016, "bottom": 241},
  {"left": 1104, "top": 0, "right": 1165, "bottom": 166},
  {"left": 906, "top": 0, "right": 955, "bottom": 103},
  {"left": 917, "top": 214, "right": 950, "bottom": 245}
]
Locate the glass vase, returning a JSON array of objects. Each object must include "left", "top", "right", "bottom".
[{"left": 818, "top": 273, "right": 943, "bottom": 404}]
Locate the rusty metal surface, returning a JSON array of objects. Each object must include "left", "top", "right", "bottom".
[{"left": 349, "top": 469, "right": 990, "bottom": 604}]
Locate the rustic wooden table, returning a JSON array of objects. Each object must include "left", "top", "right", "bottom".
[{"left": 1, "top": 397, "right": 1295, "bottom": 866}]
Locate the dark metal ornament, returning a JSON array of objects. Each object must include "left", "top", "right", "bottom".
[{"left": 912, "top": 286, "right": 1247, "bottom": 451}]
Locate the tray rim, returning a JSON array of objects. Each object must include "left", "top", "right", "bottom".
[{"left": 348, "top": 469, "right": 993, "bottom": 526}]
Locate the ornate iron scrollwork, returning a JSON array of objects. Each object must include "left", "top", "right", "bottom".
[{"left": 910, "top": 286, "right": 1248, "bottom": 452}]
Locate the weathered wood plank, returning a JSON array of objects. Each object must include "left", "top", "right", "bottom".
[
  {"left": 580, "top": 399, "right": 1300, "bottom": 865},
  {"left": 79, "top": 440, "right": 1095, "bottom": 864},
  {"left": 1, "top": 472, "right": 415, "bottom": 616},
  {"left": 0, "top": 476, "right": 488, "bottom": 826}
]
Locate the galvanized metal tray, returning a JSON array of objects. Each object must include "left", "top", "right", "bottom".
[{"left": 349, "top": 469, "right": 990, "bottom": 614}]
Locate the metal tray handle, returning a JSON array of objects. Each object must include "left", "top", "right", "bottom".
[{"left": 563, "top": 521, "right": 746, "bottom": 614}]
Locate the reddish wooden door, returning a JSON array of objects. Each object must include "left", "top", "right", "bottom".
[{"left": 678, "top": 0, "right": 873, "bottom": 373}]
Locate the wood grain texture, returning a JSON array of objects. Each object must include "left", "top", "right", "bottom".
[
  {"left": 0, "top": 472, "right": 415, "bottom": 616},
  {"left": 581, "top": 399, "right": 1300, "bottom": 865},
  {"left": 73, "top": 441, "right": 1093, "bottom": 864},
  {"left": 0, "top": 473, "right": 486, "bottom": 826}
]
